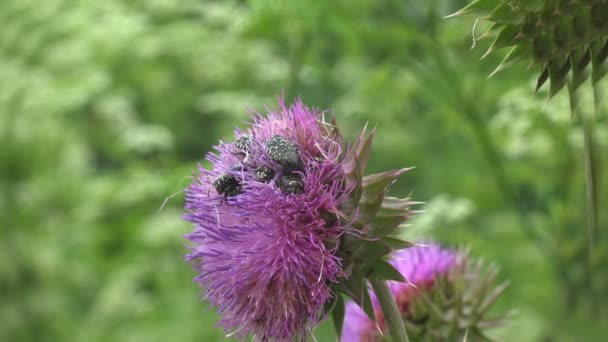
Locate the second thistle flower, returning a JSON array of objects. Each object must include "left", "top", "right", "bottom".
[{"left": 342, "top": 244, "right": 510, "bottom": 341}]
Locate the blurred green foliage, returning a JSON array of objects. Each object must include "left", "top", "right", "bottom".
[{"left": 1, "top": 0, "right": 607, "bottom": 341}]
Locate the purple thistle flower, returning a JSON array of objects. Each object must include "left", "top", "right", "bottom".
[
  {"left": 184, "top": 98, "right": 351, "bottom": 341},
  {"left": 341, "top": 244, "right": 509, "bottom": 342},
  {"left": 341, "top": 244, "right": 459, "bottom": 342}
]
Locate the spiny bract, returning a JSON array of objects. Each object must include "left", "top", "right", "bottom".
[{"left": 449, "top": 0, "right": 608, "bottom": 111}]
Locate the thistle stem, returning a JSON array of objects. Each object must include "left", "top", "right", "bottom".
[
  {"left": 369, "top": 279, "right": 409, "bottom": 342},
  {"left": 582, "top": 112, "right": 598, "bottom": 253}
]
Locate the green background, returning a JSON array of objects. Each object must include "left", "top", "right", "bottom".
[{"left": 1, "top": 0, "right": 607, "bottom": 341}]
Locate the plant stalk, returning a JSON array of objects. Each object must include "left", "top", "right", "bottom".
[
  {"left": 369, "top": 279, "right": 410, "bottom": 342},
  {"left": 582, "top": 112, "right": 598, "bottom": 253}
]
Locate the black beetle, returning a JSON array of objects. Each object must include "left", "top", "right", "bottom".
[
  {"left": 265, "top": 135, "right": 301, "bottom": 170},
  {"left": 254, "top": 166, "right": 275, "bottom": 183},
  {"left": 234, "top": 135, "right": 252, "bottom": 155},
  {"left": 278, "top": 173, "right": 304, "bottom": 194}
]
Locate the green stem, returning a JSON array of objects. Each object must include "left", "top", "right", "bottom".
[
  {"left": 461, "top": 104, "right": 555, "bottom": 255},
  {"left": 369, "top": 279, "right": 409, "bottom": 342},
  {"left": 582, "top": 112, "right": 598, "bottom": 253}
]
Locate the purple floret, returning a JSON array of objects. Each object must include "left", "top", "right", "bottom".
[{"left": 184, "top": 98, "right": 350, "bottom": 341}]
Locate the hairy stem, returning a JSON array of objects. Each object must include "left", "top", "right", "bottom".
[{"left": 369, "top": 279, "right": 410, "bottom": 342}]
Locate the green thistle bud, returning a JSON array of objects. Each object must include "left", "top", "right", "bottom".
[{"left": 448, "top": 0, "right": 608, "bottom": 111}]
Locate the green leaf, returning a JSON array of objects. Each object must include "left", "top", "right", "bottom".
[
  {"left": 570, "top": 48, "right": 591, "bottom": 91},
  {"left": 339, "top": 270, "right": 366, "bottom": 306},
  {"left": 535, "top": 64, "right": 550, "bottom": 92},
  {"left": 591, "top": 40, "right": 608, "bottom": 114},
  {"left": 360, "top": 168, "right": 413, "bottom": 217},
  {"left": 572, "top": 8, "right": 592, "bottom": 42},
  {"left": 547, "top": 58, "right": 570, "bottom": 99},
  {"left": 355, "top": 126, "right": 375, "bottom": 175},
  {"left": 532, "top": 30, "right": 556, "bottom": 62},
  {"left": 325, "top": 113, "right": 343, "bottom": 146},
  {"left": 367, "top": 213, "right": 409, "bottom": 238},
  {"left": 331, "top": 294, "right": 345, "bottom": 338},
  {"left": 366, "top": 259, "right": 405, "bottom": 282},
  {"left": 567, "top": 48, "right": 591, "bottom": 118},
  {"left": 361, "top": 285, "right": 376, "bottom": 323},
  {"left": 323, "top": 291, "right": 339, "bottom": 315},
  {"left": 351, "top": 240, "right": 392, "bottom": 262},
  {"left": 382, "top": 237, "right": 415, "bottom": 250},
  {"left": 477, "top": 22, "right": 506, "bottom": 40},
  {"left": 553, "top": 17, "right": 574, "bottom": 51},
  {"left": 342, "top": 156, "right": 364, "bottom": 214},
  {"left": 519, "top": 0, "right": 544, "bottom": 12},
  {"left": 487, "top": 3, "right": 526, "bottom": 25},
  {"left": 338, "top": 270, "right": 376, "bottom": 322},
  {"left": 591, "top": 39, "right": 608, "bottom": 84},
  {"left": 478, "top": 281, "right": 510, "bottom": 315},
  {"left": 444, "top": 0, "right": 498, "bottom": 18},
  {"left": 482, "top": 24, "right": 521, "bottom": 59},
  {"left": 489, "top": 44, "right": 529, "bottom": 77},
  {"left": 344, "top": 124, "right": 375, "bottom": 176},
  {"left": 378, "top": 196, "right": 413, "bottom": 213}
]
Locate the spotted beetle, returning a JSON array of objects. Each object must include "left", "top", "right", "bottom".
[
  {"left": 278, "top": 173, "right": 304, "bottom": 194},
  {"left": 254, "top": 166, "right": 275, "bottom": 183},
  {"left": 213, "top": 165, "right": 246, "bottom": 197},
  {"left": 265, "top": 135, "right": 301, "bottom": 170},
  {"left": 234, "top": 135, "right": 252, "bottom": 155},
  {"left": 212, "top": 173, "right": 242, "bottom": 197}
]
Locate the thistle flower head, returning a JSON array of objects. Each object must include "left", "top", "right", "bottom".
[
  {"left": 342, "top": 243, "right": 509, "bottom": 341},
  {"left": 184, "top": 99, "right": 349, "bottom": 340},
  {"left": 184, "top": 98, "right": 414, "bottom": 341}
]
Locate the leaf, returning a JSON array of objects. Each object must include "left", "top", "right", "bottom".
[
  {"left": 482, "top": 24, "right": 521, "bottom": 59},
  {"left": 344, "top": 124, "right": 375, "bottom": 176},
  {"left": 572, "top": 8, "right": 592, "bottom": 42},
  {"left": 489, "top": 44, "right": 529, "bottom": 77},
  {"left": 331, "top": 294, "right": 345, "bottom": 338},
  {"left": 382, "top": 237, "right": 415, "bottom": 250},
  {"left": 487, "top": 3, "right": 526, "bottom": 25},
  {"left": 478, "top": 281, "right": 510, "bottom": 315},
  {"left": 366, "top": 259, "right": 405, "bottom": 282},
  {"left": 553, "top": 17, "right": 574, "bottom": 51},
  {"left": 325, "top": 113, "right": 343, "bottom": 145},
  {"left": 532, "top": 30, "right": 556, "bottom": 62},
  {"left": 361, "top": 285, "right": 376, "bottom": 323},
  {"left": 591, "top": 40, "right": 608, "bottom": 114},
  {"left": 570, "top": 48, "right": 591, "bottom": 91},
  {"left": 378, "top": 196, "right": 413, "bottom": 214},
  {"left": 359, "top": 168, "right": 413, "bottom": 217},
  {"left": 342, "top": 155, "right": 363, "bottom": 213},
  {"left": 547, "top": 58, "right": 570, "bottom": 99},
  {"left": 535, "top": 65, "right": 550, "bottom": 92},
  {"left": 338, "top": 270, "right": 376, "bottom": 322},
  {"left": 367, "top": 213, "right": 409, "bottom": 238},
  {"left": 591, "top": 39, "right": 608, "bottom": 84},
  {"left": 355, "top": 127, "right": 375, "bottom": 175},
  {"left": 444, "top": 0, "right": 498, "bottom": 18},
  {"left": 351, "top": 240, "right": 392, "bottom": 262}
]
